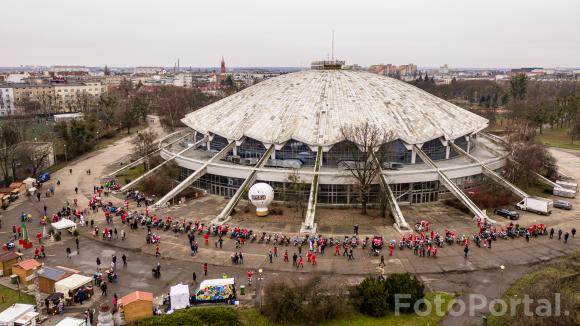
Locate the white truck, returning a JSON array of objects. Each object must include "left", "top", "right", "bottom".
[
  {"left": 554, "top": 186, "right": 576, "bottom": 198},
  {"left": 515, "top": 197, "right": 553, "bottom": 215},
  {"left": 556, "top": 180, "right": 578, "bottom": 191}
]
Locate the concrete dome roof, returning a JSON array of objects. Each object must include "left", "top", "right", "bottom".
[{"left": 181, "top": 70, "right": 488, "bottom": 147}]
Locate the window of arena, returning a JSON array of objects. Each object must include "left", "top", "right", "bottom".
[
  {"left": 192, "top": 173, "right": 244, "bottom": 198},
  {"left": 450, "top": 136, "right": 469, "bottom": 157},
  {"left": 238, "top": 137, "right": 267, "bottom": 159},
  {"left": 277, "top": 140, "right": 316, "bottom": 166},
  {"left": 324, "top": 141, "right": 366, "bottom": 167},
  {"left": 421, "top": 138, "right": 447, "bottom": 161},
  {"left": 209, "top": 134, "right": 230, "bottom": 152},
  {"left": 380, "top": 140, "right": 412, "bottom": 164}
]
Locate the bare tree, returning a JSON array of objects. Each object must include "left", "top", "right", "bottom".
[
  {"left": 130, "top": 130, "right": 158, "bottom": 171},
  {"left": 0, "top": 120, "right": 23, "bottom": 183},
  {"left": 340, "top": 122, "right": 393, "bottom": 215},
  {"left": 282, "top": 171, "right": 308, "bottom": 218},
  {"left": 16, "top": 142, "right": 53, "bottom": 177},
  {"left": 505, "top": 124, "right": 558, "bottom": 187}
]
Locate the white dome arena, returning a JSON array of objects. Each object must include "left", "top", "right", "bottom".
[
  {"left": 182, "top": 69, "right": 488, "bottom": 147},
  {"left": 154, "top": 62, "right": 508, "bottom": 230}
]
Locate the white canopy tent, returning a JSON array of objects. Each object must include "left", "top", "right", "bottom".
[
  {"left": 0, "top": 303, "right": 35, "bottom": 326},
  {"left": 23, "top": 178, "right": 36, "bottom": 190},
  {"left": 170, "top": 283, "right": 190, "bottom": 311},
  {"left": 54, "top": 317, "right": 87, "bottom": 326},
  {"left": 54, "top": 274, "right": 92, "bottom": 299},
  {"left": 51, "top": 219, "right": 76, "bottom": 230}
]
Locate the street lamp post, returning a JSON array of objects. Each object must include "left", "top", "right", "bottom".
[
  {"left": 499, "top": 265, "right": 505, "bottom": 298},
  {"left": 257, "top": 268, "right": 264, "bottom": 313},
  {"left": 63, "top": 144, "right": 68, "bottom": 162}
]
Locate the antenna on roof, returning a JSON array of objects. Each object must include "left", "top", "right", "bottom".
[{"left": 331, "top": 30, "right": 335, "bottom": 60}]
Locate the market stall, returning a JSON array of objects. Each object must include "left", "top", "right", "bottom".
[
  {"left": 0, "top": 252, "right": 19, "bottom": 277},
  {"left": 22, "top": 178, "right": 36, "bottom": 190},
  {"left": 54, "top": 317, "right": 86, "bottom": 326},
  {"left": 120, "top": 291, "right": 153, "bottom": 323},
  {"left": 193, "top": 278, "right": 236, "bottom": 303},
  {"left": 0, "top": 303, "right": 36, "bottom": 326},
  {"left": 12, "top": 259, "right": 41, "bottom": 285},
  {"left": 51, "top": 219, "right": 76, "bottom": 231},
  {"left": 54, "top": 274, "right": 93, "bottom": 304},
  {"left": 44, "top": 292, "right": 64, "bottom": 315},
  {"left": 38, "top": 267, "right": 71, "bottom": 294},
  {"left": 169, "top": 283, "right": 190, "bottom": 311},
  {"left": 13, "top": 311, "right": 38, "bottom": 326}
]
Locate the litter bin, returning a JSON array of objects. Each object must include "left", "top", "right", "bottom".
[
  {"left": 240, "top": 285, "right": 245, "bottom": 295},
  {"left": 10, "top": 275, "right": 18, "bottom": 284}
]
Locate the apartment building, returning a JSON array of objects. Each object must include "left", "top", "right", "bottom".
[
  {"left": 0, "top": 87, "right": 16, "bottom": 116},
  {"left": 8, "top": 81, "right": 106, "bottom": 114}
]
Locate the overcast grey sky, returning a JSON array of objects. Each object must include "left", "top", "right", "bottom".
[{"left": 2, "top": 0, "right": 579, "bottom": 68}]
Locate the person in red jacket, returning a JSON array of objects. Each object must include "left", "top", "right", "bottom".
[
  {"left": 297, "top": 255, "right": 304, "bottom": 269},
  {"left": 203, "top": 263, "right": 208, "bottom": 276},
  {"left": 433, "top": 246, "right": 437, "bottom": 258},
  {"left": 311, "top": 252, "right": 317, "bottom": 265},
  {"left": 389, "top": 243, "right": 394, "bottom": 256},
  {"left": 247, "top": 270, "right": 253, "bottom": 286},
  {"left": 334, "top": 243, "right": 340, "bottom": 256},
  {"left": 203, "top": 233, "right": 209, "bottom": 245}
]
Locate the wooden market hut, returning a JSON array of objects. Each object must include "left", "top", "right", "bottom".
[
  {"left": 12, "top": 259, "right": 41, "bottom": 285},
  {"left": 38, "top": 266, "right": 72, "bottom": 293},
  {"left": 9, "top": 182, "right": 26, "bottom": 195},
  {"left": 0, "top": 251, "right": 19, "bottom": 276},
  {"left": 120, "top": 291, "right": 153, "bottom": 323}
]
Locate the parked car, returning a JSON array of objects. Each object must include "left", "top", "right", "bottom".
[
  {"left": 553, "top": 200, "right": 572, "bottom": 210},
  {"left": 494, "top": 208, "right": 519, "bottom": 220},
  {"left": 37, "top": 172, "right": 50, "bottom": 183}
]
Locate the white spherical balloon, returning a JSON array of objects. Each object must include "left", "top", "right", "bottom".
[{"left": 248, "top": 183, "right": 274, "bottom": 216}]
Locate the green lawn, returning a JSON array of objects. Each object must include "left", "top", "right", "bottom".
[
  {"left": 238, "top": 292, "right": 455, "bottom": 326},
  {"left": 0, "top": 285, "right": 36, "bottom": 312},
  {"left": 486, "top": 251, "right": 580, "bottom": 326},
  {"left": 116, "top": 163, "right": 146, "bottom": 184},
  {"left": 536, "top": 128, "right": 580, "bottom": 151}
]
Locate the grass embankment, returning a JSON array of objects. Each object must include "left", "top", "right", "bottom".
[
  {"left": 486, "top": 251, "right": 580, "bottom": 326},
  {"left": 536, "top": 128, "right": 580, "bottom": 151},
  {"left": 0, "top": 285, "right": 35, "bottom": 311},
  {"left": 134, "top": 292, "right": 454, "bottom": 326},
  {"left": 116, "top": 164, "right": 146, "bottom": 185},
  {"left": 519, "top": 179, "right": 553, "bottom": 198}
]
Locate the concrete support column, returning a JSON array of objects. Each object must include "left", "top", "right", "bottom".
[
  {"left": 467, "top": 140, "right": 471, "bottom": 153},
  {"left": 270, "top": 150, "right": 276, "bottom": 160},
  {"left": 445, "top": 145, "right": 450, "bottom": 159},
  {"left": 206, "top": 140, "right": 211, "bottom": 151},
  {"left": 411, "top": 148, "right": 417, "bottom": 164},
  {"left": 232, "top": 146, "right": 237, "bottom": 156}
]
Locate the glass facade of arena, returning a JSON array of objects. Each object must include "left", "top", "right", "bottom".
[
  {"left": 450, "top": 136, "right": 469, "bottom": 157},
  {"left": 422, "top": 139, "right": 447, "bottom": 161},
  {"left": 192, "top": 173, "right": 244, "bottom": 198},
  {"left": 180, "top": 167, "right": 452, "bottom": 205},
  {"left": 209, "top": 134, "right": 229, "bottom": 151},
  {"left": 238, "top": 138, "right": 267, "bottom": 159},
  {"left": 196, "top": 133, "right": 476, "bottom": 167},
  {"left": 324, "top": 141, "right": 366, "bottom": 167},
  {"left": 382, "top": 140, "right": 413, "bottom": 164},
  {"left": 277, "top": 140, "right": 316, "bottom": 166}
]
